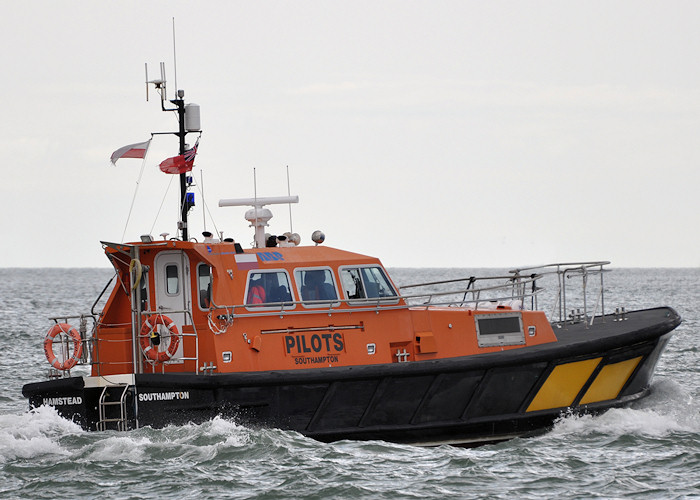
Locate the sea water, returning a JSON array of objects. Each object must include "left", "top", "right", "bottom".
[{"left": 1, "top": 268, "right": 698, "bottom": 499}]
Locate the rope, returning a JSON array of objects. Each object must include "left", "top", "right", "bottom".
[
  {"left": 149, "top": 175, "right": 176, "bottom": 236},
  {"left": 121, "top": 140, "right": 152, "bottom": 243},
  {"left": 207, "top": 308, "right": 233, "bottom": 334},
  {"left": 194, "top": 172, "right": 222, "bottom": 239}
]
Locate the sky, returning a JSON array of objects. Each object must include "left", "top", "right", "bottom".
[{"left": 2, "top": 1, "right": 699, "bottom": 268}]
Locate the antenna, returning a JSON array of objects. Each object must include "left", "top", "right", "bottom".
[
  {"left": 201, "top": 170, "right": 206, "bottom": 231},
  {"left": 253, "top": 168, "right": 259, "bottom": 246},
  {"left": 172, "top": 17, "right": 178, "bottom": 96},
  {"left": 145, "top": 62, "right": 167, "bottom": 104},
  {"left": 287, "top": 165, "right": 294, "bottom": 232},
  {"left": 160, "top": 62, "right": 167, "bottom": 101},
  {"left": 144, "top": 49, "right": 196, "bottom": 242}
]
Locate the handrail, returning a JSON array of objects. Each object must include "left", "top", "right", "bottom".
[
  {"left": 91, "top": 272, "right": 117, "bottom": 316},
  {"left": 203, "top": 262, "right": 610, "bottom": 328},
  {"left": 48, "top": 313, "right": 99, "bottom": 372},
  {"left": 83, "top": 309, "right": 201, "bottom": 376},
  {"left": 205, "top": 275, "right": 541, "bottom": 324},
  {"left": 509, "top": 261, "right": 610, "bottom": 325},
  {"left": 400, "top": 275, "right": 515, "bottom": 289},
  {"left": 509, "top": 261, "right": 611, "bottom": 274},
  {"left": 51, "top": 261, "right": 612, "bottom": 380}
]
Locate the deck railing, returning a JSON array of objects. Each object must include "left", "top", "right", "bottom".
[
  {"left": 47, "top": 308, "right": 202, "bottom": 377},
  {"left": 46, "top": 261, "right": 611, "bottom": 378},
  {"left": 509, "top": 261, "right": 610, "bottom": 325},
  {"left": 46, "top": 314, "right": 99, "bottom": 378},
  {"left": 398, "top": 274, "right": 537, "bottom": 310},
  {"left": 204, "top": 274, "right": 540, "bottom": 326},
  {"left": 206, "top": 261, "right": 611, "bottom": 329}
]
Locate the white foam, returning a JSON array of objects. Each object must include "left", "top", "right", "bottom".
[
  {"left": 0, "top": 405, "right": 82, "bottom": 463},
  {"left": 185, "top": 416, "right": 252, "bottom": 449},
  {"left": 551, "top": 408, "right": 687, "bottom": 439},
  {"left": 124, "top": 416, "right": 253, "bottom": 462},
  {"left": 549, "top": 380, "right": 700, "bottom": 439},
  {"left": 82, "top": 435, "right": 150, "bottom": 462},
  {"left": 204, "top": 415, "right": 248, "bottom": 436}
]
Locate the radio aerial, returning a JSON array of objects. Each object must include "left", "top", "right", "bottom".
[{"left": 145, "top": 62, "right": 168, "bottom": 103}]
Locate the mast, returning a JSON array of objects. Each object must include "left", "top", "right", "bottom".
[
  {"left": 146, "top": 63, "right": 200, "bottom": 241},
  {"left": 173, "top": 91, "right": 189, "bottom": 241},
  {"left": 172, "top": 18, "right": 189, "bottom": 241}
]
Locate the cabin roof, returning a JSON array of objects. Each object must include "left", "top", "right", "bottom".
[{"left": 106, "top": 240, "right": 383, "bottom": 269}]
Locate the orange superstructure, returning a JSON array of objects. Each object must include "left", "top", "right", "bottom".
[{"left": 93, "top": 241, "right": 560, "bottom": 378}]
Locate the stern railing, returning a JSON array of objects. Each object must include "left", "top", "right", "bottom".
[{"left": 46, "top": 313, "right": 99, "bottom": 378}]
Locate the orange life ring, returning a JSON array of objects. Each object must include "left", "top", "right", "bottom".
[
  {"left": 140, "top": 314, "right": 180, "bottom": 363},
  {"left": 44, "top": 323, "right": 83, "bottom": 370}
]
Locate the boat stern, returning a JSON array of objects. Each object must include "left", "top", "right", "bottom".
[{"left": 22, "top": 374, "right": 137, "bottom": 431}]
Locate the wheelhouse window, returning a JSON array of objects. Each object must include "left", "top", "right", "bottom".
[
  {"left": 245, "top": 270, "right": 294, "bottom": 307},
  {"left": 197, "top": 263, "right": 212, "bottom": 309},
  {"left": 165, "top": 264, "right": 179, "bottom": 295},
  {"left": 295, "top": 268, "right": 339, "bottom": 307},
  {"left": 139, "top": 268, "right": 149, "bottom": 312},
  {"left": 340, "top": 266, "right": 397, "bottom": 302}
]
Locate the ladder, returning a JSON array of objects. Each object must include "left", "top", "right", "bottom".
[{"left": 97, "top": 384, "right": 130, "bottom": 431}]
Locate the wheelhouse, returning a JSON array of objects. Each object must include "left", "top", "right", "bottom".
[{"left": 93, "top": 241, "right": 405, "bottom": 377}]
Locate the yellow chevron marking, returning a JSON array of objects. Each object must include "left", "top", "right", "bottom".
[
  {"left": 527, "top": 358, "right": 602, "bottom": 412},
  {"left": 579, "top": 356, "right": 643, "bottom": 405}
]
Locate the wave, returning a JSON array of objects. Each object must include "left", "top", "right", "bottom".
[
  {"left": 547, "top": 378, "right": 699, "bottom": 441},
  {"left": 0, "top": 405, "right": 81, "bottom": 463}
]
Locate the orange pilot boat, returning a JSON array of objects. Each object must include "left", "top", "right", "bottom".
[{"left": 23, "top": 71, "right": 681, "bottom": 445}]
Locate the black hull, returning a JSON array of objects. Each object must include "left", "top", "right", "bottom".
[{"left": 22, "top": 307, "right": 680, "bottom": 445}]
